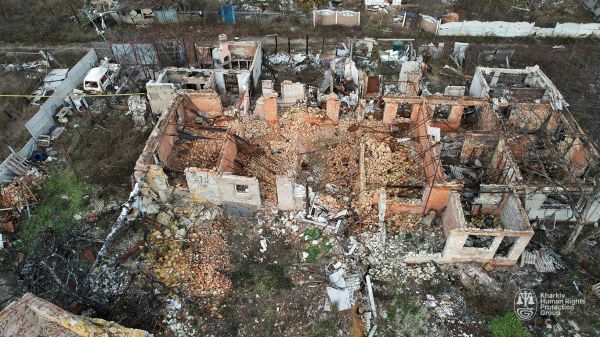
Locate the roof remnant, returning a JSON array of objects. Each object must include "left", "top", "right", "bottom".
[{"left": 0, "top": 293, "right": 153, "bottom": 337}]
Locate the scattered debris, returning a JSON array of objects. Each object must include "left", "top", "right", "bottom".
[
  {"left": 0, "top": 169, "right": 45, "bottom": 209},
  {"left": 520, "top": 247, "right": 565, "bottom": 273}
]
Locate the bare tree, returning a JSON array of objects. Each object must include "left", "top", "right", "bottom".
[{"left": 561, "top": 181, "right": 600, "bottom": 254}]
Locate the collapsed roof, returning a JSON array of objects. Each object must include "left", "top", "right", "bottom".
[{"left": 0, "top": 293, "right": 152, "bottom": 337}]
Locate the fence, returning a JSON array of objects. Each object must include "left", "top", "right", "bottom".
[
  {"left": 25, "top": 49, "right": 98, "bottom": 139},
  {"left": 313, "top": 10, "right": 360, "bottom": 27},
  {"left": 155, "top": 8, "right": 178, "bottom": 23},
  {"left": 435, "top": 20, "right": 600, "bottom": 38},
  {"left": 107, "top": 7, "right": 311, "bottom": 26},
  {"left": 93, "top": 41, "right": 187, "bottom": 69},
  {"left": 0, "top": 49, "right": 98, "bottom": 182}
]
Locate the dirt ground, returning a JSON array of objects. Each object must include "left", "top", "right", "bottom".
[
  {"left": 52, "top": 98, "right": 150, "bottom": 198},
  {"left": 0, "top": 0, "right": 96, "bottom": 44},
  {"left": 0, "top": 71, "right": 39, "bottom": 159}
]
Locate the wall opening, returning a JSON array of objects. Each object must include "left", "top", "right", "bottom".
[
  {"left": 541, "top": 193, "right": 570, "bottom": 209},
  {"left": 396, "top": 103, "right": 412, "bottom": 119},
  {"left": 464, "top": 235, "right": 494, "bottom": 248},
  {"left": 236, "top": 184, "right": 249, "bottom": 194},
  {"left": 433, "top": 104, "right": 452, "bottom": 121},
  {"left": 494, "top": 236, "right": 516, "bottom": 258},
  {"left": 460, "top": 106, "right": 481, "bottom": 129},
  {"left": 184, "top": 83, "right": 202, "bottom": 90},
  {"left": 224, "top": 73, "right": 239, "bottom": 93}
]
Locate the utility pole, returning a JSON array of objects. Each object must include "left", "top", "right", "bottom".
[{"left": 85, "top": 11, "right": 108, "bottom": 42}]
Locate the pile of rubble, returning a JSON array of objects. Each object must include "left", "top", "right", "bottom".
[
  {"left": 322, "top": 142, "right": 359, "bottom": 190},
  {"left": 168, "top": 130, "right": 226, "bottom": 170},
  {"left": 356, "top": 231, "right": 439, "bottom": 283},
  {"left": 352, "top": 194, "right": 423, "bottom": 234},
  {"left": 352, "top": 192, "right": 379, "bottom": 233},
  {"left": 127, "top": 95, "right": 147, "bottom": 130},
  {"left": 468, "top": 214, "right": 503, "bottom": 229},
  {"left": 364, "top": 137, "right": 396, "bottom": 187},
  {"left": 314, "top": 194, "right": 346, "bottom": 213},
  {"left": 279, "top": 107, "right": 343, "bottom": 150},
  {"left": 424, "top": 289, "right": 484, "bottom": 337},
  {"left": 162, "top": 298, "right": 198, "bottom": 336},
  {"left": 142, "top": 210, "right": 231, "bottom": 315},
  {"left": 364, "top": 136, "right": 424, "bottom": 188},
  {"left": 387, "top": 213, "right": 422, "bottom": 232},
  {"left": 231, "top": 117, "right": 270, "bottom": 140},
  {"left": 0, "top": 170, "right": 45, "bottom": 209}
]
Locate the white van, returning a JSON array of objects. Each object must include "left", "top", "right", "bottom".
[{"left": 83, "top": 61, "right": 121, "bottom": 94}]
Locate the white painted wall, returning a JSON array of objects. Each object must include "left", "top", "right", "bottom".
[{"left": 436, "top": 20, "right": 600, "bottom": 38}]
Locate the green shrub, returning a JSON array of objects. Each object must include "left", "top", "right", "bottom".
[
  {"left": 20, "top": 169, "right": 91, "bottom": 246},
  {"left": 488, "top": 312, "right": 532, "bottom": 337},
  {"left": 302, "top": 228, "right": 332, "bottom": 263},
  {"left": 306, "top": 245, "right": 321, "bottom": 263},
  {"left": 303, "top": 228, "right": 322, "bottom": 241}
]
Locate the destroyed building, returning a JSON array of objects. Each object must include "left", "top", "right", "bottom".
[
  {"left": 134, "top": 36, "right": 600, "bottom": 267},
  {"left": 146, "top": 34, "right": 262, "bottom": 116}
]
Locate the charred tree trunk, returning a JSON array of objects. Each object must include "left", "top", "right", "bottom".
[
  {"left": 562, "top": 216, "right": 585, "bottom": 255},
  {"left": 562, "top": 184, "right": 600, "bottom": 255},
  {"left": 576, "top": 227, "right": 600, "bottom": 249},
  {"left": 87, "top": 182, "right": 141, "bottom": 279}
]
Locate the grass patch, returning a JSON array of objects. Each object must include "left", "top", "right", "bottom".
[
  {"left": 303, "top": 228, "right": 323, "bottom": 241},
  {"left": 255, "top": 264, "right": 292, "bottom": 297},
  {"left": 488, "top": 312, "right": 532, "bottom": 337},
  {"left": 302, "top": 228, "right": 333, "bottom": 263},
  {"left": 310, "top": 318, "right": 337, "bottom": 337},
  {"left": 257, "top": 303, "right": 277, "bottom": 337},
  {"left": 306, "top": 245, "right": 321, "bottom": 263},
  {"left": 19, "top": 169, "right": 91, "bottom": 247},
  {"left": 382, "top": 293, "right": 427, "bottom": 337},
  {"left": 231, "top": 261, "right": 292, "bottom": 297}
]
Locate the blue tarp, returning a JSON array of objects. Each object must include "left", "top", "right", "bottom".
[
  {"left": 155, "top": 8, "right": 178, "bottom": 23},
  {"left": 220, "top": 5, "right": 236, "bottom": 24}
]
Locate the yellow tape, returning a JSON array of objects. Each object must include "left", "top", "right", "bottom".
[{"left": 0, "top": 93, "right": 145, "bottom": 98}]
